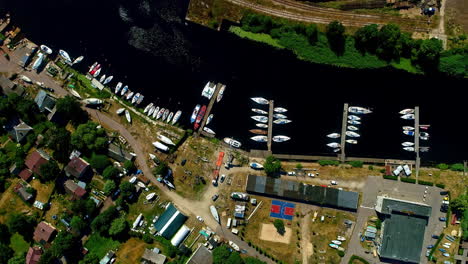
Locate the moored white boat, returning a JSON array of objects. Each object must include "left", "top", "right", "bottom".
[
  {"left": 203, "top": 127, "right": 215, "bottom": 135},
  {"left": 120, "top": 85, "right": 128, "bottom": 96},
  {"left": 190, "top": 105, "right": 201, "bottom": 123},
  {"left": 202, "top": 82, "right": 216, "bottom": 99},
  {"left": 251, "top": 136, "right": 267, "bottom": 142},
  {"left": 99, "top": 74, "right": 106, "bottom": 83},
  {"left": 348, "top": 106, "right": 372, "bottom": 114},
  {"left": 273, "top": 113, "right": 287, "bottom": 119},
  {"left": 88, "top": 62, "right": 97, "bottom": 73},
  {"left": 59, "top": 49, "right": 72, "bottom": 62},
  {"left": 256, "top": 123, "right": 268, "bottom": 128},
  {"left": 157, "top": 134, "right": 175, "bottom": 146},
  {"left": 166, "top": 112, "right": 174, "bottom": 123},
  {"left": 73, "top": 56, "right": 84, "bottom": 65},
  {"left": 125, "top": 110, "right": 131, "bottom": 123},
  {"left": 346, "top": 139, "right": 358, "bottom": 144},
  {"left": 273, "top": 135, "right": 290, "bottom": 142},
  {"left": 116, "top": 108, "right": 125, "bottom": 115},
  {"left": 402, "top": 142, "right": 414, "bottom": 147},
  {"left": 274, "top": 107, "right": 287, "bottom": 113},
  {"left": 172, "top": 110, "right": 182, "bottom": 125},
  {"left": 115, "top": 82, "right": 123, "bottom": 94},
  {"left": 251, "top": 116, "right": 268, "bottom": 123},
  {"left": 333, "top": 148, "right": 341, "bottom": 153},
  {"left": 399, "top": 108, "right": 414, "bottom": 115},
  {"left": 162, "top": 109, "right": 169, "bottom": 121},
  {"left": 420, "top": 136, "right": 429, "bottom": 140},
  {"left": 156, "top": 108, "right": 165, "bottom": 120},
  {"left": 251, "top": 97, "right": 269, "bottom": 105},
  {"left": 403, "top": 147, "right": 415, "bottom": 152},
  {"left": 224, "top": 137, "right": 241, "bottom": 148},
  {"left": 252, "top": 108, "right": 268, "bottom": 115},
  {"left": 327, "top": 133, "right": 340, "bottom": 138},
  {"left": 148, "top": 106, "right": 156, "bottom": 117},
  {"left": 403, "top": 126, "right": 414, "bottom": 131},
  {"left": 348, "top": 120, "right": 361, "bottom": 125},
  {"left": 274, "top": 119, "right": 292, "bottom": 125},
  {"left": 152, "top": 107, "right": 160, "bottom": 119},
  {"left": 153, "top": 141, "right": 169, "bottom": 152},
  {"left": 131, "top": 93, "right": 140, "bottom": 104},
  {"left": 345, "top": 131, "right": 360, "bottom": 138},
  {"left": 347, "top": 125, "right": 358, "bottom": 131},
  {"left": 40, "top": 45, "right": 53, "bottom": 55},
  {"left": 420, "top": 132, "right": 430, "bottom": 137},
  {"left": 327, "top": 143, "right": 341, "bottom": 148},
  {"left": 401, "top": 114, "right": 415, "bottom": 120},
  {"left": 403, "top": 130, "right": 415, "bottom": 136},
  {"left": 103, "top": 75, "right": 113, "bottom": 85},
  {"left": 206, "top": 114, "right": 213, "bottom": 125},
  {"left": 144, "top": 103, "right": 154, "bottom": 114},
  {"left": 126, "top": 91, "right": 134, "bottom": 100},
  {"left": 216, "top": 84, "right": 225, "bottom": 102},
  {"left": 348, "top": 115, "right": 361, "bottom": 121}
]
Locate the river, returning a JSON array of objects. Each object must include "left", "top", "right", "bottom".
[{"left": 1, "top": 0, "right": 466, "bottom": 163}]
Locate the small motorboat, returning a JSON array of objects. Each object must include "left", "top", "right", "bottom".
[
  {"left": 144, "top": 103, "right": 154, "bottom": 114},
  {"left": 329, "top": 244, "right": 339, "bottom": 249},
  {"left": 91, "top": 65, "right": 101, "bottom": 76},
  {"left": 348, "top": 115, "right": 361, "bottom": 121},
  {"left": 403, "top": 147, "right": 415, "bottom": 152},
  {"left": 166, "top": 112, "right": 174, "bottom": 123},
  {"left": 59, "top": 49, "right": 72, "bottom": 62},
  {"left": 72, "top": 56, "right": 84, "bottom": 65},
  {"left": 203, "top": 127, "right": 215, "bottom": 135},
  {"left": 273, "top": 113, "right": 287, "bottom": 119},
  {"left": 82, "top": 98, "right": 103, "bottom": 105},
  {"left": 348, "top": 120, "right": 361, "bottom": 125},
  {"left": 172, "top": 110, "right": 182, "bottom": 125},
  {"left": 88, "top": 62, "right": 97, "bottom": 73},
  {"left": 420, "top": 136, "right": 429, "bottom": 140},
  {"left": 251, "top": 116, "right": 268, "bottom": 123},
  {"left": 116, "top": 108, "right": 125, "bottom": 115},
  {"left": 252, "top": 108, "right": 268, "bottom": 115},
  {"left": 152, "top": 106, "right": 160, "bottom": 119},
  {"left": 249, "top": 129, "right": 267, "bottom": 135},
  {"left": 346, "top": 139, "right": 357, "bottom": 144},
  {"left": 157, "top": 134, "right": 175, "bottom": 146},
  {"left": 327, "top": 133, "right": 340, "bottom": 138},
  {"left": 348, "top": 106, "right": 372, "bottom": 114},
  {"left": 99, "top": 74, "right": 106, "bottom": 83},
  {"left": 403, "top": 126, "right": 414, "bottom": 131},
  {"left": 156, "top": 108, "right": 165, "bottom": 120},
  {"left": 190, "top": 105, "right": 201, "bottom": 123},
  {"left": 146, "top": 192, "right": 156, "bottom": 201},
  {"left": 274, "top": 107, "right": 287, "bottom": 113},
  {"left": 202, "top": 82, "right": 216, "bottom": 99},
  {"left": 224, "top": 137, "right": 241, "bottom": 148},
  {"left": 251, "top": 97, "right": 269, "bottom": 105},
  {"left": 216, "top": 84, "right": 225, "bottom": 103},
  {"left": 420, "top": 125, "right": 430, "bottom": 130},
  {"left": 131, "top": 93, "right": 140, "bottom": 104},
  {"left": 148, "top": 106, "right": 156, "bottom": 117},
  {"left": 331, "top": 240, "right": 342, "bottom": 245},
  {"left": 345, "top": 131, "right": 360, "bottom": 138},
  {"left": 103, "top": 75, "right": 113, "bottom": 85},
  {"left": 115, "top": 82, "right": 123, "bottom": 94},
  {"left": 162, "top": 109, "right": 170, "bottom": 121},
  {"left": 249, "top": 162, "right": 264, "bottom": 169},
  {"left": 402, "top": 142, "right": 414, "bottom": 146},
  {"left": 333, "top": 148, "right": 341, "bottom": 153},
  {"left": 256, "top": 123, "right": 268, "bottom": 128},
  {"left": 337, "top": 236, "right": 346, "bottom": 241},
  {"left": 327, "top": 143, "right": 341, "bottom": 148},
  {"left": 274, "top": 119, "right": 292, "bottom": 124},
  {"left": 69, "top": 89, "right": 81, "bottom": 99},
  {"left": 153, "top": 141, "right": 169, "bottom": 152},
  {"left": 273, "top": 135, "right": 290, "bottom": 142},
  {"left": 420, "top": 147, "right": 430, "bottom": 152},
  {"left": 420, "top": 132, "right": 429, "bottom": 137},
  {"left": 120, "top": 85, "right": 128, "bottom": 96},
  {"left": 126, "top": 91, "right": 134, "bottom": 100},
  {"left": 251, "top": 136, "right": 267, "bottom": 142},
  {"left": 347, "top": 125, "right": 358, "bottom": 131},
  {"left": 403, "top": 130, "right": 415, "bottom": 136},
  {"left": 399, "top": 108, "right": 414, "bottom": 115},
  {"left": 41, "top": 45, "right": 53, "bottom": 55},
  {"left": 206, "top": 114, "right": 213, "bottom": 125},
  {"left": 401, "top": 114, "right": 415, "bottom": 120},
  {"left": 125, "top": 109, "right": 131, "bottom": 123}
]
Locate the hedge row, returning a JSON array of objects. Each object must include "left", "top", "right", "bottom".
[
  {"left": 348, "top": 255, "right": 370, "bottom": 264},
  {"left": 400, "top": 177, "right": 416, "bottom": 184},
  {"left": 418, "top": 180, "right": 434, "bottom": 186},
  {"left": 428, "top": 233, "right": 444, "bottom": 260},
  {"left": 318, "top": 160, "right": 340, "bottom": 166},
  {"left": 436, "top": 183, "right": 446, "bottom": 189},
  {"left": 383, "top": 175, "right": 398, "bottom": 181}
]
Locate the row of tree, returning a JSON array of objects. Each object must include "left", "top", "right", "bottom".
[{"left": 213, "top": 245, "right": 266, "bottom": 264}]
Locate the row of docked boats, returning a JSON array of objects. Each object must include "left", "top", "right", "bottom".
[
  {"left": 191, "top": 82, "right": 226, "bottom": 134},
  {"left": 143, "top": 102, "right": 182, "bottom": 125},
  {"left": 152, "top": 134, "right": 176, "bottom": 152},
  {"left": 400, "top": 108, "right": 430, "bottom": 152},
  {"left": 31, "top": 45, "right": 83, "bottom": 72},
  {"left": 250, "top": 97, "right": 291, "bottom": 143}
]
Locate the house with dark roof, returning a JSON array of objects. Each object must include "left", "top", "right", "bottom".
[
  {"left": 25, "top": 150, "right": 51, "bottom": 175},
  {"left": 34, "top": 90, "right": 56, "bottom": 113},
  {"left": 33, "top": 221, "right": 57, "bottom": 244},
  {"left": 107, "top": 143, "right": 134, "bottom": 162},
  {"left": 64, "top": 180, "right": 87, "bottom": 200},
  {"left": 26, "top": 246, "right": 43, "bottom": 264},
  {"left": 375, "top": 196, "right": 432, "bottom": 263},
  {"left": 186, "top": 245, "right": 213, "bottom": 264},
  {"left": 14, "top": 182, "right": 33, "bottom": 201},
  {"left": 19, "top": 168, "right": 33, "bottom": 181},
  {"left": 0, "top": 75, "right": 24, "bottom": 96},
  {"left": 153, "top": 203, "right": 187, "bottom": 240},
  {"left": 64, "top": 156, "right": 90, "bottom": 179},
  {"left": 4, "top": 116, "right": 33, "bottom": 143},
  {"left": 141, "top": 248, "right": 167, "bottom": 264}
]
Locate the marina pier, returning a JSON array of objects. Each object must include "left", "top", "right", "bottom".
[
  {"left": 267, "top": 100, "right": 274, "bottom": 152},
  {"left": 340, "top": 103, "right": 349, "bottom": 163},
  {"left": 199, "top": 82, "right": 223, "bottom": 137},
  {"left": 414, "top": 106, "right": 420, "bottom": 182}
]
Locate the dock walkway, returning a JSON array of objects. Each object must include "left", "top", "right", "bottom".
[
  {"left": 197, "top": 82, "right": 222, "bottom": 136},
  {"left": 340, "top": 103, "right": 349, "bottom": 163},
  {"left": 267, "top": 100, "right": 274, "bottom": 152}
]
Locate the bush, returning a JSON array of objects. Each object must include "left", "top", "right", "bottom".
[
  {"left": 436, "top": 163, "right": 449, "bottom": 170},
  {"left": 273, "top": 219, "right": 285, "bottom": 235},
  {"left": 436, "top": 183, "right": 446, "bottom": 189},
  {"left": 368, "top": 165, "right": 374, "bottom": 170},
  {"left": 348, "top": 255, "right": 370, "bottom": 264},
  {"left": 318, "top": 160, "right": 339, "bottom": 166},
  {"left": 348, "top": 161, "right": 363, "bottom": 168},
  {"left": 123, "top": 160, "right": 136, "bottom": 172},
  {"left": 401, "top": 177, "right": 416, "bottom": 184},
  {"left": 102, "top": 166, "right": 119, "bottom": 179},
  {"left": 383, "top": 175, "right": 398, "bottom": 181},
  {"left": 450, "top": 163, "right": 464, "bottom": 171},
  {"left": 375, "top": 219, "right": 382, "bottom": 230},
  {"left": 264, "top": 156, "right": 282, "bottom": 177},
  {"left": 418, "top": 180, "right": 434, "bottom": 186},
  {"left": 338, "top": 250, "right": 345, "bottom": 257},
  {"left": 90, "top": 154, "right": 111, "bottom": 172}
]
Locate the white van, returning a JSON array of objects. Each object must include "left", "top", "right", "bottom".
[
  {"left": 226, "top": 218, "right": 232, "bottom": 229},
  {"left": 231, "top": 228, "right": 239, "bottom": 235}
]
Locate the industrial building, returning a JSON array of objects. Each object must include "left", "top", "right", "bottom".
[
  {"left": 375, "top": 196, "right": 432, "bottom": 263},
  {"left": 153, "top": 203, "right": 188, "bottom": 240},
  {"left": 245, "top": 175, "right": 359, "bottom": 210}
]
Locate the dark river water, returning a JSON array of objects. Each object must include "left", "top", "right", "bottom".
[{"left": 1, "top": 0, "right": 467, "bottom": 163}]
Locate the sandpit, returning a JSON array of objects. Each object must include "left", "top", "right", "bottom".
[{"left": 259, "top": 223, "right": 292, "bottom": 244}]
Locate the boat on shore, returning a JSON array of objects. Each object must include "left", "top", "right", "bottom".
[
  {"left": 403, "top": 147, "right": 415, "bottom": 152},
  {"left": 82, "top": 98, "right": 103, "bottom": 105},
  {"left": 251, "top": 97, "right": 269, "bottom": 105},
  {"left": 115, "top": 82, "right": 123, "bottom": 94},
  {"left": 251, "top": 136, "right": 267, "bottom": 142},
  {"left": 32, "top": 53, "right": 44, "bottom": 70},
  {"left": 403, "top": 126, "right": 414, "bottom": 131},
  {"left": 327, "top": 133, "right": 340, "bottom": 138},
  {"left": 346, "top": 139, "right": 358, "bottom": 144},
  {"left": 152, "top": 106, "right": 160, "bottom": 119},
  {"left": 249, "top": 129, "right": 267, "bottom": 135},
  {"left": 216, "top": 84, "right": 225, "bottom": 102},
  {"left": 399, "top": 108, "right": 415, "bottom": 115},
  {"left": 70, "top": 89, "right": 81, "bottom": 99},
  {"left": 348, "top": 125, "right": 358, "bottom": 131},
  {"left": 337, "top": 236, "right": 346, "bottom": 241},
  {"left": 203, "top": 127, "right": 215, "bottom": 135},
  {"left": 229, "top": 241, "right": 240, "bottom": 252},
  {"left": 402, "top": 142, "right": 414, "bottom": 147},
  {"left": 144, "top": 103, "right": 154, "bottom": 114},
  {"left": 116, "top": 108, "right": 125, "bottom": 115},
  {"left": 157, "top": 134, "right": 175, "bottom": 146},
  {"left": 172, "top": 111, "right": 182, "bottom": 125},
  {"left": 146, "top": 193, "right": 156, "bottom": 201},
  {"left": 153, "top": 141, "right": 169, "bottom": 152},
  {"left": 348, "top": 106, "right": 372, "bottom": 114},
  {"left": 206, "top": 114, "right": 213, "bottom": 125},
  {"left": 256, "top": 123, "right": 268, "bottom": 128},
  {"left": 251, "top": 116, "right": 268, "bottom": 123},
  {"left": 403, "top": 130, "right": 415, "bottom": 136},
  {"left": 125, "top": 110, "right": 131, "bottom": 123},
  {"left": 348, "top": 115, "right": 361, "bottom": 121},
  {"left": 346, "top": 131, "right": 360, "bottom": 138},
  {"left": 274, "top": 107, "right": 287, "bottom": 113},
  {"left": 190, "top": 105, "right": 201, "bottom": 123},
  {"left": 331, "top": 240, "right": 342, "bottom": 245},
  {"left": 166, "top": 112, "right": 174, "bottom": 123},
  {"left": 329, "top": 244, "right": 339, "bottom": 249},
  {"left": 249, "top": 162, "right": 264, "bottom": 169},
  {"left": 401, "top": 114, "right": 415, "bottom": 120},
  {"left": 210, "top": 205, "right": 220, "bottom": 223},
  {"left": 274, "top": 119, "right": 291, "bottom": 124},
  {"left": 273, "top": 135, "right": 290, "bottom": 142},
  {"left": 327, "top": 143, "right": 341, "bottom": 148},
  {"left": 120, "top": 85, "right": 128, "bottom": 96},
  {"left": 252, "top": 108, "right": 267, "bottom": 115},
  {"left": 273, "top": 113, "right": 287, "bottom": 119},
  {"left": 156, "top": 108, "right": 165, "bottom": 120},
  {"left": 348, "top": 120, "right": 361, "bottom": 125},
  {"left": 224, "top": 137, "right": 241, "bottom": 148}
]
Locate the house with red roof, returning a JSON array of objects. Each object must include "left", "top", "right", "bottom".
[
  {"left": 26, "top": 246, "right": 43, "bottom": 264},
  {"left": 64, "top": 156, "right": 90, "bottom": 179},
  {"left": 64, "top": 180, "right": 87, "bottom": 200},
  {"left": 33, "top": 221, "right": 57, "bottom": 244},
  {"left": 18, "top": 168, "right": 33, "bottom": 181},
  {"left": 25, "top": 150, "right": 51, "bottom": 176}
]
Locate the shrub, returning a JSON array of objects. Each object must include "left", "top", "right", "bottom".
[
  {"left": 338, "top": 250, "right": 345, "bottom": 257},
  {"left": 348, "top": 161, "right": 363, "bottom": 168},
  {"left": 383, "top": 175, "right": 398, "bottom": 181},
  {"left": 436, "top": 183, "right": 446, "bottom": 189},
  {"left": 401, "top": 177, "right": 416, "bottom": 184},
  {"left": 90, "top": 154, "right": 111, "bottom": 172},
  {"left": 318, "top": 160, "right": 339, "bottom": 166},
  {"left": 368, "top": 165, "right": 374, "bottom": 170},
  {"left": 273, "top": 219, "right": 285, "bottom": 235},
  {"left": 450, "top": 163, "right": 464, "bottom": 171},
  {"left": 436, "top": 163, "right": 449, "bottom": 170},
  {"left": 348, "top": 255, "right": 370, "bottom": 264},
  {"left": 418, "top": 180, "right": 434, "bottom": 186},
  {"left": 375, "top": 219, "right": 382, "bottom": 230}
]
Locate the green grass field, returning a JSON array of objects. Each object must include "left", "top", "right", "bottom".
[
  {"left": 229, "top": 27, "right": 284, "bottom": 49},
  {"left": 84, "top": 234, "right": 121, "bottom": 258},
  {"left": 9, "top": 233, "right": 29, "bottom": 256}
]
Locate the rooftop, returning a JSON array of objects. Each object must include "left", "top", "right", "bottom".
[
  {"left": 34, "top": 90, "right": 56, "bottom": 113},
  {"left": 141, "top": 248, "right": 167, "bottom": 264},
  {"left": 64, "top": 156, "right": 90, "bottom": 178},
  {"left": 377, "top": 196, "right": 432, "bottom": 218},
  {"left": 64, "top": 180, "right": 87, "bottom": 199},
  {"left": 153, "top": 203, "right": 187, "bottom": 240},
  {"left": 33, "top": 221, "right": 56, "bottom": 243},
  {"left": 107, "top": 143, "right": 134, "bottom": 162},
  {"left": 25, "top": 150, "right": 50, "bottom": 175},
  {"left": 26, "top": 246, "right": 43, "bottom": 264},
  {"left": 186, "top": 245, "right": 213, "bottom": 264},
  {"left": 18, "top": 168, "right": 33, "bottom": 181}
]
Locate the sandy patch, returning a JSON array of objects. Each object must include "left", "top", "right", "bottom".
[{"left": 259, "top": 223, "right": 292, "bottom": 244}]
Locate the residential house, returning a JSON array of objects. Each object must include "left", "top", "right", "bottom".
[
  {"left": 33, "top": 221, "right": 57, "bottom": 244},
  {"left": 107, "top": 143, "right": 134, "bottom": 163},
  {"left": 9, "top": 163, "right": 21, "bottom": 175},
  {"left": 18, "top": 168, "right": 33, "bottom": 181},
  {"left": 26, "top": 246, "right": 43, "bottom": 264},
  {"left": 0, "top": 75, "right": 24, "bottom": 96},
  {"left": 64, "top": 156, "right": 90, "bottom": 179},
  {"left": 14, "top": 182, "right": 33, "bottom": 201},
  {"left": 99, "top": 251, "right": 115, "bottom": 264},
  {"left": 64, "top": 180, "right": 87, "bottom": 200},
  {"left": 141, "top": 248, "right": 166, "bottom": 264},
  {"left": 4, "top": 116, "right": 33, "bottom": 143},
  {"left": 34, "top": 90, "right": 56, "bottom": 113},
  {"left": 25, "top": 150, "right": 50, "bottom": 175},
  {"left": 186, "top": 245, "right": 213, "bottom": 264}
]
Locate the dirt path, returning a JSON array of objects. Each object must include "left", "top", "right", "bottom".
[
  {"left": 301, "top": 213, "right": 312, "bottom": 264},
  {"left": 430, "top": 0, "right": 448, "bottom": 48}
]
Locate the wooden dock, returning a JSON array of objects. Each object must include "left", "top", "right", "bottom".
[
  {"left": 414, "top": 106, "right": 420, "bottom": 182},
  {"left": 197, "top": 82, "right": 222, "bottom": 136},
  {"left": 267, "top": 100, "right": 274, "bottom": 152},
  {"left": 340, "top": 103, "right": 349, "bottom": 163}
]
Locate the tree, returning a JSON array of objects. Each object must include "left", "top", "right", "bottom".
[
  {"left": 70, "top": 216, "right": 86, "bottom": 234},
  {"left": 273, "top": 219, "right": 285, "bottom": 235},
  {"left": 55, "top": 95, "right": 88, "bottom": 126},
  {"left": 79, "top": 253, "right": 99, "bottom": 264},
  {"left": 109, "top": 218, "right": 128, "bottom": 238},
  {"left": 354, "top": 24, "right": 379, "bottom": 53},
  {"left": 124, "top": 160, "right": 136, "bottom": 172},
  {"left": 70, "top": 198, "right": 97, "bottom": 217},
  {"left": 263, "top": 155, "right": 282, "bottom": 177},
  {"left": 305, "top": 24, "right": 318, "bottom": 44},
  {"left": 8, "top": 255, "right": 26, "bottom": 264},
  {"left": 38, "top": 250, "right": 56, "bottom": 264},
  {"left": 450, "top": 163, "right": 464, "bottom": 171},
  {"left": 212, "top": 246, "right": 232, "bottom": 264},
  {"left": 103, "top": 180, "right": 117, "bottom": 195},
  {"left": 226, "top": 252, "right": 244, "bottom": 264},
  {"left": 39, "top": 160, "right": 60, "bottom": 182},
  {"left": 416, "top": 38, "right": 443, "bottom": 70},
  {"left": 91, "top": 206, "right": 117, "bottom": 234},
  {"left": 71, "top": 122, "right": 108, "bottom": 154},
  {"left": 0, "top": 223, "right": 11, "bottom": 244},
  {"left": 437, "top": 163, "right": 449, "bottom": 170},
  {"left": 326, "top": 21, "right": 346, "bottom": 55},
  {"left": 103, "top": 166, "right": 119, "bottom": 179},
  {"left": 90, "top": 154, "right": 111, "bottom": 173},
  {"left": 51, "top": 232, "right": 76, "bottom": 257},
  {"left": 244, "top": 257, "right": 266, "bottom": 264},
  {"left": 46, "top": 126, "right": 71, "bottom": 163},
  {"left": 296, "top": 163, "right": 303, "bottom": 170},
  {"left": 120, "top": 181, "right": 136, "bottom": 201},
  {"left": 6, "top": 213, "right": 35, "bottom": 237},
  {"left": 399, "top": 32, "right": 415, "bottom": 58},
  {"left": 377, "top": 24, "right": 402, "bottom": 61},
  {"left": 450, "top": 194, "right": 468, "bottom": 215},
  {"left": 0, "top": 244, "right": 13, "bottom": 264}
]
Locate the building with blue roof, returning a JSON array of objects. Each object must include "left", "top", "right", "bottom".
[{"left": 153, "top": 203, "right": 187, "bottom": 240}]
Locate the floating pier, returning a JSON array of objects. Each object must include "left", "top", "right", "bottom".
[
  {"left": 339, "top": 103, "right": 349, "bottom": 163},
  {"left": 267, "top": 100, "right": 274, "bottom": 152},
  {"left": 414, "top": 106, "right": 420, "bottom": 182},
  {"left": 198, "top": 82, "right": 222, "bottom": 137}
]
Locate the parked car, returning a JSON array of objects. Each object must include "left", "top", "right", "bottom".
[
  {"left": 212, "top": 194, "right": 219, "bottom": 201},
  {"left": 330, "top": 180, "right": 338, "bottom": 185},
  {"left": 220, "top": 174, "right": 226, "bottom": 183},
  {"left": 196, "top": 216, "right": 204, "bottom": 222},
  {"left": 287, "top": 171, "right": 296, "bottom": 176},
  {"left": 432, "top": 235, "right": 439, "bottom": 239},
  {"left": 181, "top": 159, "right": 187, "bottom": 166},
  {"left": 45, "top": 87, "right": 54, "bottom": 93},
  {"left": 427, "top": 245, "right": 434, "bottom": 249},
  {"left": 439, "top": 217, "right": 447, "bottom": 221},
  {"left": 443, "top": 196, "right": 449, "bottom": 201},
  {"left": 307, "top": 173, "right": 315, "bottom": 177}
]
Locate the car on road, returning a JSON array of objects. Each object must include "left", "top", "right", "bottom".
[
  {"left": 307, "top": 173, "right": 315, "bottom": 177},
  {"left": 287, "top": 171, "right": 296, "bottom": 176},
  {"left": 439, "top": 217, "right": 447, "bottom": 221},
  {"left": 427, "top": 245, "right": 434, "bottom": 249},
  {"left": 220, "top": 174, "right": 226, "bottom": 183},
  {"left": 212, "top": 194, "right": 219, "bottom": 201},
  {"left": 330, "top": 180, "right": 338, "bottom": 185},
  {"left": 196, "top": 216, "right": 204, "bottom": 222},
  {"left": 45, "top": 87, "right": 54, "bottom": 93},
  {"left": 432, "top": 235, "right": 439, "bottom": 239}
]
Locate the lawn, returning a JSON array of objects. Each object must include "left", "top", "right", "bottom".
[
  {"left": 417, "top": 168, "right": 466, "bottom": 198},
  {"left": 43, "top": 194, "right": 72, "bottom": 228},
  {"left": 9, "top": 233, "right": 29, "bottom": 256},
  {"left": 84, "top": 234, "right": 121, "bottom": 259},
  {"left": 0, "top": 179, "right": 35, "bottom": 223},
  {"left": 229, "top": 26, "right": 284, "bottom": 49},
  {"left": 115, "top": 238, "right": 148, "bottom": 264},
  {"left": 126, "top": 186, "right": 166, "bottom": 224},
  {"left": 30, "top": 179, "right": 54, "bottom": 202}
]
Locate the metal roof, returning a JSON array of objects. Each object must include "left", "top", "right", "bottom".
[
  {"left": 34, "top": 90, "right": 56, "bottom": 113},
  {"left": 380, "top": 197, "right": 432, "bottom": 218},
  {"left": 246, "top": 175, "right": 359, "bottom": 210},
  {"left": 153, "top": 203, "right": 187, "bottom": 239}
]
